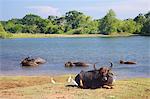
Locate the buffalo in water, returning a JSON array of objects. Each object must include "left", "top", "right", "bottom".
[
  {"left": 120, "top": 60, "right": 136, "bottom": 64},
  {"left": 65, "top": 61, "right": 89, "bottom": 67},
  {"left": 21, "top": 57, "right": 46, "bottom": 66}
]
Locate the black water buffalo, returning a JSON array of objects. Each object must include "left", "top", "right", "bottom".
[
  {"left": 74, "top": 62, "right": 114, "bottom": 89},
  {"left": 120, "top": 60, "right": 136, "bottom": 64},
  {"left": 21, "top": 57, "right": 46, "bottom": 66},
  {"left": 65, "top": 61, "right": 89, "bottom": 67}
]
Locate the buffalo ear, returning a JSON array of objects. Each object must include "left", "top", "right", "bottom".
[
  {"left": 93, "top": 64, "right": 97, "bottom": 70},
  {"left": 93, "top": 63, "right": 97, "bottom": 70},
  {"left": 93, "top": 62, "right": 99, "bottom": 70}
]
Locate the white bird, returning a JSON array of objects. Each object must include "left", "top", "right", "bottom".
[
  {"left": 51, "top": 78, "right": 56, "bottom": 84},
  {"left": 113, "top": 76, "right": 117, "bottom": 83},
  {"left": 67, "top": 76, "right": 72, "bottom": 83},
  {"left": 67, "top": 76, "right": 78, "bottom": 86}
]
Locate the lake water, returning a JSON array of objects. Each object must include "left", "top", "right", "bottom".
[{"left": 0, "top": 36, "right": 150, "bottom": 79}]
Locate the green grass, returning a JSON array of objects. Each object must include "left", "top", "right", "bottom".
[{"left": 0, "top": 76, "right": 149, "bottom": 99}]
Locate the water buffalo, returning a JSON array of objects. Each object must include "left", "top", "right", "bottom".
[
  {"left": 120, "top": 60, "right": 136, "bottom": 64},
  {"left": 34, "top": 57, "right": 46, "bottom": 64},
  {"left": 73, "top": 62, "right": 114, "bottom": 89},
  {"left": 21, "top": 57, "right": 46, "bottom": 66},
  {"left": 65, "top": 61, "right": 89, "bottom": 67}
]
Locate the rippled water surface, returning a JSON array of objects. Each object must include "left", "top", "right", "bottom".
[{"left": 0, "top": 36, "right": 149, "bottom": 79}]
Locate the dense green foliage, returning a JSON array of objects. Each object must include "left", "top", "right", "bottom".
[
  {"left": 0, "top": 22, "right": 12, "bottom": 38},
  {"left": 1, "top": 10, "right": 150, "bottom": 36},
  {"left": 99, "top": 9, "right": 119, "bottom": 34},
  {"left": 0, "top": 23, "right": 5, "bottom": 32}
]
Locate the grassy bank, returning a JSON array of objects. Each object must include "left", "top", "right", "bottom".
[
  {"left": 0, "top": 75, "right": 149, "bottom": 99},
  {"left": 9, "top": 33, "right": 137, "bottom": 38}
]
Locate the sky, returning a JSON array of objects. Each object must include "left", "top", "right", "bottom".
[{"left": 0, "top": 0, "right": 149, "bottom": 21}]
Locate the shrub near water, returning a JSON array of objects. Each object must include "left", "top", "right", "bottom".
[
  {"left": 0, "top": 22, "right": 12, "bottom": 38},
  {"left": 0, "top": 32, "right": 12, "bottom": 39}
]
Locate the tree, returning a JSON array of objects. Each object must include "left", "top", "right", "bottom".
[
  {"left": 22, "top": 25, "right": 38, "bottom": 33},
  {"left": 48, "top": 15, "right": 58, "bottom": 21},
  {"left": 9, "top": 18, "right": 22, "bottom": 24},
  {"left": 4, "top": 21, "right": 15, "bottom": 33},
  {"left": 65, "top": 10, "right": 99, "bottom": 34},
  {"left": 99, "top": 9, "right": 119, "bottom": 34},
  {"left": 0, "top": 22, "right": 5, "bottom": 32},
  {"left": 0, "top": 22, "right": 12, "bottom": 38},
  {"left": 22, "top": 14, "right": 42, "bottom": 25},
  {"left": 55, "top": 17, "right": 66, "bottom": 26},
  {"left": 140, "top": 12, "right": 150, "bottom": 35},
  {"left": 122, "top": 19, "right": 136, "bottom": 33},
  {"left": 46, "top": 25, "right": 62, "bottom": 34},
  {"left": 134, "top": 14, "right": 146, "bottom": 24},
  {"left": 12, "top": 24, "right": 24, "bottom": 33},
  {"left": 77, "top": 18, "right": 99, "bottom": 34},
  {"left": 115, "top": 19, "right": 124, "bottom": 33},
  {"left": 144, "top": 11, "right": 150, "bottom": 18},
  {"left": 1, "top": 10, "right": 150, "bottom": 36},
  {"left": 84, "top": 20, "right": 99, "bottom": 34},
  {"left": 141, "top": 17, "right": 150, "bottom": 35},
  {"left": 48, "top": 15, "right": 59, "bottom": 25},
  {"left": 133, "top": 12, "right": 150, "bottom": 35},
  {"left": 36, "top": 19, "right": 50, "bottom": 33},
  {"left": 65, "top": 10, "right": 84, "bottom": 29}
]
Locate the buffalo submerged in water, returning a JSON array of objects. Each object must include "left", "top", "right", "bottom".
[{"left": 21, "top": 57, "right": 46, "bottom": 66}]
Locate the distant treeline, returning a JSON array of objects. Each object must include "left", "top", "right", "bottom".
[{"left": 0, "top": 9, "right": 150, "bottom": 38}]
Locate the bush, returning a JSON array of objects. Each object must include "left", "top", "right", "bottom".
[
  {"left": 0, "top": 22, "right": 12, "bottom": 38},
  {"left": 0, "top": 32, "right": 12, "bottom": 38}
]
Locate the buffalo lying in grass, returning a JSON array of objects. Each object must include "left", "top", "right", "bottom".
[{"left": 68, "top": 62, "right": 114, "bottom": 89}]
